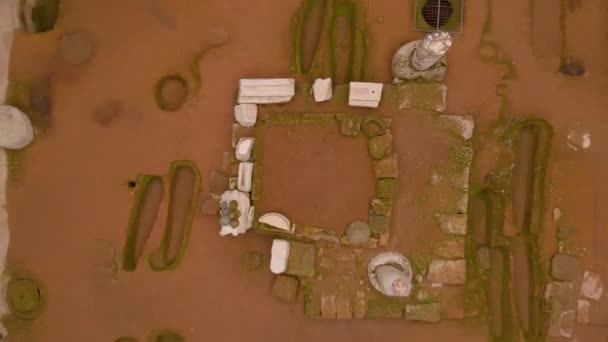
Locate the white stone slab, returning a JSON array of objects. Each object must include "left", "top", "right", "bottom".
[
  {"left": 270, "top": 239, "right": 290, "bottom": 274},
  {"left": 348, "top": 82, "right": 383, "bottom": 108},
  {"left": 235, "top": 137, "right": 255, "bottom": 162},
  {"left": 237, "top": 162, "right": 253, "bottom": 192},
  {"left": 234, "top": 104, "right": 257, "bottom": 127},
  {"left": 259, "top": 213, "right": 292, "bottom": 232},
  {"left": 312, "top": 78, "right": 332, "bottom": 102},
  {"left": 0, "top": 105, "right": 34, "bottom": 149},
  {"left": 238, "top": 78, "right": 295, "bottom": 104}
]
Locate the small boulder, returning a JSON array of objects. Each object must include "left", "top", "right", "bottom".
[
  {"left": 374, "top": 154, "right": 398, "bottom": 178},
  {"left": 551, "top": 254, "right": 582, "bottom": 282},
  {"left": 272, "top": 275, "right": 299, "bottom": 303},
  {"left": 427, "top": 259, "right": 466, "bottom": 285},
  {"left": 0, "top": 105, "right": 34, "bottom": 149},
  {"left": 312, "top": 78, "right": 332, "bottom": 102},
  {"left": 580, "top": 271, "right": 603, "bottom": 300},
  {"left": 405, "top": 303, "right": 440, "bottom": 322},
  {"left": 369, "top": 133, "right": 392, "bottom": 159},
  {"left": 346, "top": 220, "right": 371, "bottom": 246}
]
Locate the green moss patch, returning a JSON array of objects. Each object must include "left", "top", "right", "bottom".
[
  {"left": 155, "top": 74, "right": 188, "bottom": 112},
  {"left": 6, "top": 278, "right": 44, "bottom": 320},
  {"left": 31, "top": 0, "right": 60, "bottom": 32},
  {"left": 376, "top": 178, "right": 399, "bottom": 199},
  {"left": 149, "top": 161, "right": 201, "bottom": 271},
  {"left": 122, "top": 175, "right": 164, "bottom": 271}
]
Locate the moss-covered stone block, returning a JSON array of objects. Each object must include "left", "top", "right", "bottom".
[
  {"left": 432, "top": 237, "right": 466, "bottom": 259},
  {"left": 369, "top": 214, "right": 390, "bottom": 235},
  {"left": 376, "top": 178, "right": 399, "bottom": 199},
  {"left": 272, "top": 275, "right": 300, "bottom": 304},
  {"left": 361, "top": 116, "right": 387, "bottom": 137},
  {"left": 374, "top": 154, "right": 398, "bottom": 178},
  {"left": 303, "top": 282, "right": 322, "bottom": 319},
  {"left": 339, "top": 114, "right": 362, "bottom": 136},
  {"left": 286, "top": 242, "right": 316, "bottom": 278},
  {"left": 365, "top": 296, "right": 405, "bottom": 318},
  {"left": 448, "top": 144, "right": 474, "bottom": 167},
  {"left": 264, "top": 112, "right": 300, "bottom": 126},
  {"left": 370, "top": 198, "right": 392, "bottom": 217},
  {"left": 369, "top": 133, "right": 392, "bottom": 159},
  {"left": 397, "top": 83, "right": 447, "bottom": 112},
  {"left": 405, "top": 303, "right": 441, "bottom": 322}
]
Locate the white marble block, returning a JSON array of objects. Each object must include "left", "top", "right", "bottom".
[
  {"left": 234, "top": 104, "right": 257, "bottom": 127},
  {"left": 259, "top": 213, "right": 292, "bottom": 233},
  {"left": 237, "top": 78, "right": 295, "bottom": 104},
  {"left": 270, "top": 239, "right": 290, "bottom": 274},
  {"left": 235, "top": 137, "right": 255, "bottom": 162},
  {"left": 348, "top": 82, "right": 383, "bottom": 108},
  {"left": 237, "top": 162, "right": 253, "bottom": 192},
  {"left": 312, "top": 78, "right": 332, "bottom": 102}
]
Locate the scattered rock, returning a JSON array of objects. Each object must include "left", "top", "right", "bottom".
[
  {"left": 577, "top": 299, "right": 590, "bottom": 324},
  {"left": 234, "top": 104, "right": 258, "bottom": 127},
  {"left": 370, "top": 198, "right": 392, "bottom": 217},
  {"left": 92, "top": 100, "right": 122, "bottom": 127},
  {"left": 438, "top": 115, "right": 475, "bottom": 141},
  {"left": 560, "top": 57, "right": 585, "bottom": 76},
  {"left": 435, "top": 213, "right": 467, "bottom": 235},
  {"left": 0, "top": 105, "right": 34, "bottom": 149},
  {"left": 242, "top": 251, "right": 265, "bottom": 271},
  {"left": 553, "top": 208, "right": 562, "bottom": 222},
  {"left": 369, "top": 215, "right": 389, "bottom": 235},
  {"left": 346, "top": 220, "right": 371, "bottom": 246},
  {"left": 200, "top": 196, "right": 220, "bottom": 215},
  {"left": 580, "top": 271, "right": 603, "bottom": 300},
  {"left": 374, "top": 154, "right": 398, "bottom": 178},
  {"left": 551, "top": 254, "right": 582, "bottom": 282},
  {"left": 432, "top": 237, "right": 465, "bottom": 259},
  {"left": 427, "top": 260, "right": 466, "bottom": 285},
  {"left": 59, "top": 31, "right": 95, "bottom": 65},
  {"left": 376, "top": 178, "right": 399, "bottom": 199},
  {"left": 272, "top": 275, "right": 299, "bottom": 304},
  {"left": 286, "top": 242, "right": 316, "bottom": 278},
  {"left": 339, "top": 114, "right": 362, "bottom": 136},
  {"left": 369, "top": 133, "right": 392, "bottom": 159},
  {"left": 336, "top": 296, "right": 352, "bottom": 319},
  {"left": 361, "top": 116, "right": 387, "bottom": 138},
  {"left": 312, "top": 78, "right": 332, "bottom": 102},
  {"left": 405, "top": 303, "right": 440, "bottom": 322},
  {"left": 321, "top": 294, "right": 337, "bottom": 319},
  {"left": 567, "top": 129, "right": 591, "bottom": 151}
]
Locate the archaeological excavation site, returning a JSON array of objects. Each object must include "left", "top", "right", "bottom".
[{"left": 0, "top": 0, "right": 606, "bottom": 341}]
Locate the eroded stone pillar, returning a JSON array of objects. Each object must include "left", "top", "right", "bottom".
[{"left": 411, "top": 31, "right": 453, "bottom": 71}]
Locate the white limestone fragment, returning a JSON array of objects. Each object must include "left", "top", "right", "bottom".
[
  {"left": 234, "top": 104, "right": 257, "bottom": 127},
  {"left": 348, "top": 82, "right": 383, "bottom": 108},
  {"left": 235, "top": 137, "right": 255, "bottom": 162},
  {"left": 259, "top": 213, "right": 292, "bottom": 233},
  {"left": 237, "top": 78, "right": 295, "bottom": 104},
  {"left": 270, "top": 239, "right": 290, "bottom": 274},
  {"left": 581, "top": 271, "right": 603, "bottom": 300},
  {"left": 237, "top": 162, "right": 253, "bottom": 192},
  {"left": 312, "top": 78, "right": 332, "bottom": 102},
  {"left": 0, "top": 105, "right": 33, "bottom": 149}
]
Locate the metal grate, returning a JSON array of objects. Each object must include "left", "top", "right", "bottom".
[
  {"left": 413, "top": 0, "right": 463, "bottom": 33},
  {"left": 422, "top": 0, "right": 454, "bottom": 29}
]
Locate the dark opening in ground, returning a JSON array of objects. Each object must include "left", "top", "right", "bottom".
[{"left": 421, "top": 0, "right": 454, "bottom": 28}]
